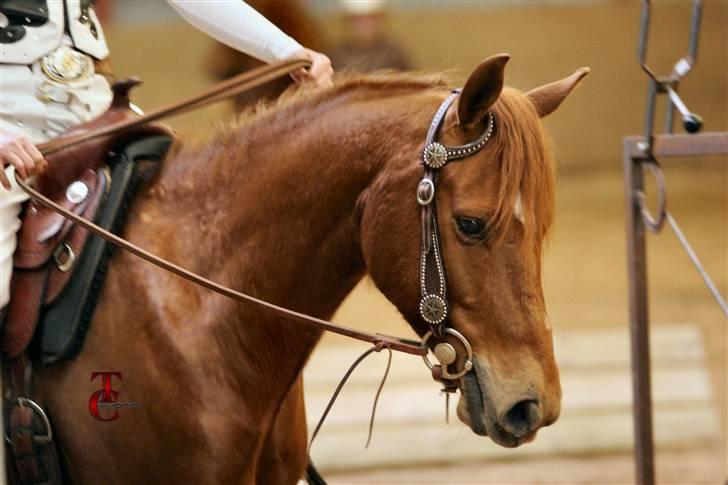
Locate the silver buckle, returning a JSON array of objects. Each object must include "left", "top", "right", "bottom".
[
  {"left": 5, "top": 398, "right": 53, "bottom": 444},
  {"left": 53, "top": 242, "right": 75, "bottom": 272},
  {"left": 416, "top": 177, "right": 435, "bottom": 206}
]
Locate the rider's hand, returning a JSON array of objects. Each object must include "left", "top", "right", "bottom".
[
  {"left": 0, "top": 130, "right": 46, "bottom": 189},
  {"left": 286, "top": 48, "right": 334, "bottom": 88}
]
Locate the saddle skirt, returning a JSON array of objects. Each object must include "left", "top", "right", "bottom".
[{"left": 1, "top": 79, "right": 172, "bottom": 360}]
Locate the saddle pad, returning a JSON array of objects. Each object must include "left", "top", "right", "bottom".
[{"left": 32, "top": 135, "right": 172, "bottom": 366}]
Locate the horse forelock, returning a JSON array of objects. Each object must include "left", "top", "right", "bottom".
[{"left": 488, "top": 87, "right": 556, "bottom": 247}]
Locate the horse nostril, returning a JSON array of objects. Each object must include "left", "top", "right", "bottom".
[{"left": 502, "top": 400, "right": 542, "bottom": 438}]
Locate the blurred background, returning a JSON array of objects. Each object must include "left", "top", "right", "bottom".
[{"left": 101, "top": 1, "right": 726, "bottom": 483}]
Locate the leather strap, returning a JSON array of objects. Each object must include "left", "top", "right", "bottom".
[
  {"left": 2, "top": 269, "right": 47, "bottom": 357},
  {"left": 18, "top": 59, "right": 427, "bottom": 356},
  {"left": 4, "top": 354, "right": 62, "bottom": 485},
  {"left": 36, "top": 59, "right": 312, "bottom": 156},
  {"left": 15, "top": 180, "right": 426, "bottom": 356},
  {"left": 416, "top": 90, "right": 495, "bottom": 383},
  {"left": 308, "top": 343, "right": 392, "bottom": 452}
]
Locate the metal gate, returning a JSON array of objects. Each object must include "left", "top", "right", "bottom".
[{"left": 624, "top": 2, "right": 728, "bottom": 484}]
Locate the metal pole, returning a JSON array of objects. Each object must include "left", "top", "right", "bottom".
[
  {"left": 665, "top": 87, "right": 675, "bottom": 134},
  {"left": 624, "top": 146, "right": 656, "bottom": 485}
]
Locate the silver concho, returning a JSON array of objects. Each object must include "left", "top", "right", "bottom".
[
  {"left": 40, "top": 45, "right": 92, "bottom": 84},
  {"left": 419, "top": 294, "right": 448, "bottom": 325},
  {"left": 416, "top": 178, "right": 435, "bottom": 206},
  {"left": 65, "top": 181, "right": 89, "bottom": 204},
  {"left": 422, "top": 327, "right": 474, "bottom": 380},
  {"left": 423, "top": 142, "right": 448, "bottom": 169},
  {"left": 434, "top": 342, "right": 457, "bottom": 366}
]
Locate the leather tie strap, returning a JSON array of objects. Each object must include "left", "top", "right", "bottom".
[{"left": 307, "top": 343, "right": 393, "bottom": 453}]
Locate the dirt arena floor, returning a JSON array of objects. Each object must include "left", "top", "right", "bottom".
[
  {"left": 104, "top": 4, "right": 726, "bottom": 483},
  {"left": 326, "top": 449, "right": 725, "bottom": 485}
]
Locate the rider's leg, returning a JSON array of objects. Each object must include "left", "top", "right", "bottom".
[{"left": 0, "top": 165, "right": 29, "bottom": 310}]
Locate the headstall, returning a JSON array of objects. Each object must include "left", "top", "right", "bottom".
[{"left": 417, "top": 90, "right": 496, "bottom": 387}]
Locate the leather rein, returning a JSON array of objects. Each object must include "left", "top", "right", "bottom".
[
  {"left": 17, "top": 67, "right": 496, "bottom": 367},
  {"left": 15, "top": 59, "right": 426, "bottom": 357},
  {"left": 10, "top": 68, "right": 498, "bottom": 465}
]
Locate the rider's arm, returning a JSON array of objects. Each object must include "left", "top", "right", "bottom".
[
  {"left": 166, "top": 0, "right": 301, "bottom": 63},
  {"left": 166, "top": 0, "right": 332, "bottom": 86}
]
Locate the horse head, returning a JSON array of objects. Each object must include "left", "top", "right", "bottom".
[{"left": 359, "top": 55, "right": 588, "bottom": 447}]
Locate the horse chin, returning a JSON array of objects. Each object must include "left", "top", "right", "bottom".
[{"left": 458, "top": 359, "right": 536, "bottom": 448}]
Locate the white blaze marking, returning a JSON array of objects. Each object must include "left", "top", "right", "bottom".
[{"left": 514, "top": 192, "right": 525, "bottom": 223}]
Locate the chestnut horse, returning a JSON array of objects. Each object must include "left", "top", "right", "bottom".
[{"left": 34, "top": 55, "right": 587, "bottom": 484}]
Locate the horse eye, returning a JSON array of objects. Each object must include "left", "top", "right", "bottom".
[{"left": 455, "top": 216, "right": 487, "bottom": 240}]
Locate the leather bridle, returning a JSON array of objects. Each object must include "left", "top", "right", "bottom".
[{"left": 416, "top": 90, "right": 495, "bottom": 389}]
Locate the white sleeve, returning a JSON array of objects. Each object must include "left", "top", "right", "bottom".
[{"left": 166, "top": 0, "right": 303, "bottom": 64}]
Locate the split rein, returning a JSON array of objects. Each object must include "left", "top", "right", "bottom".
[{"left": 15, "top": 59, "right": 426, "bottom": 450}]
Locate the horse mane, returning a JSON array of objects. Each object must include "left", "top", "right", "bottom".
[
  {"left": 225, "top": 70, "right": 450, "bottom": 134},
  {"left": 176, "top": 73, "right": 554, "bottom": 247},
  {"left": 489, "top": 87, "right": 556, "bottom": 246},
  {"left": 158, "top": 71, "right": 449, "bottom": 189}
]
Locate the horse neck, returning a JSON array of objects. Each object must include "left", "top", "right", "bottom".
[{"left": 143, "top": 85, "right": 438, "bottom": 400}]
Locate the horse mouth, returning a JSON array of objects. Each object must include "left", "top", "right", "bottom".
[
  {"left": 459, "top": 369, "right": 489, "bottom": 436},
  {"left": 458, "top": 358, "right": 536, "bottom": 448}
]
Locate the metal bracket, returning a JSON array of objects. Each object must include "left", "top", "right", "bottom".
[
  {"left": 635, "top": 160, "right": 667, "bottom": 233},
  {"left": 639, "top": 0, "right": 704, "bottom": 147}
]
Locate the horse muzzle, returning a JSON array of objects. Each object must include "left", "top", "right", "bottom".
[{"left": 458, "top": 356, "right": 557, "bottom": 448}]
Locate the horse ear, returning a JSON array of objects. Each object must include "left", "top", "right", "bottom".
[
  {"left": 457, "top": 54, "right": 510, "bottom": 127},
  {"left": 526, "top": 67, "right": 591, "bottom": 118}
]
